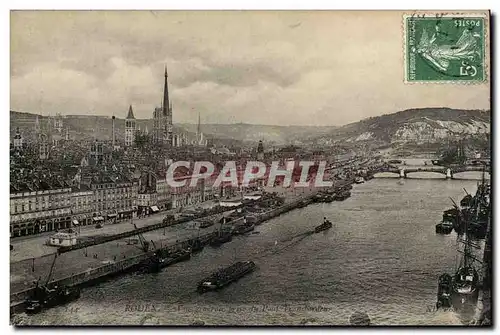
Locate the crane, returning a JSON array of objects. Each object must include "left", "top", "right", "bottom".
[
  {"left": 133, "top": 224, "right": 150, "bottom": 253},
  {"left": 45, "top": 254, "right": 58, "bottom": 287}
]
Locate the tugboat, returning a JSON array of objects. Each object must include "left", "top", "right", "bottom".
[
  {"left": 436, "top": 273, "right": 453, "bottom": 309},
  {"left": 197, "top": 261, "right": 256, "bottom": 293},
  {"left": 25, "top": 255, "right": 80, "bottom": 314},
  {"left": 314, "top": 218, "right": 333, "bottom": 233},
  {"left": 435, "top": 221, "right": 453, "bottom": 234}
]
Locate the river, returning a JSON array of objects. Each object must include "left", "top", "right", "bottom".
[{"left": 14, "top": 172, "right": 486, "bottom": 326}]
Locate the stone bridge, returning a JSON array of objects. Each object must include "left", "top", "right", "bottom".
[{"left": 374, "top": 165, "right": 490, "bottom": 179}]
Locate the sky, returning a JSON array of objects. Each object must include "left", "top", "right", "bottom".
[{"left": 10, "top": 11, "right": 490, "bottom": 126}]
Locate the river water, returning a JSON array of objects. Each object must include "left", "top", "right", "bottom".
[{"left": 16, "top": 172, "right": 487, "bottom": 326}]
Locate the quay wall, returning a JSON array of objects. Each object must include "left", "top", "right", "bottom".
[{"left": 10, "top": 233, "right": 215, "bottom": 313}]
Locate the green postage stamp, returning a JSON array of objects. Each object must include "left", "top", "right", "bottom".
[{"left": 404, "top": 12, "right": 489, "bottom": 83}]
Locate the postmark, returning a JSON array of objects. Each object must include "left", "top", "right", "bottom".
[{"left": 404, "top": 12, "right": 489, "bottom": 83}]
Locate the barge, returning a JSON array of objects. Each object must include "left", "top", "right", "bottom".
[{"left": 197, "top": 261, "right": 256, "bottom": 293}]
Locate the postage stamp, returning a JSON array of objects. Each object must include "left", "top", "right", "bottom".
[{"left": 404, "top": 12, "right": 489, "bottom": 83}]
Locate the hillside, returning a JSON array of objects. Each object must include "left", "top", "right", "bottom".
[
  {"left": 177, "top": 123, "right": 337, "bottom": 145},
  {"left": 10, "top": 108, "right": 490, "bottom": 150},
  {"left": 312, "top": 108, "right": 490, "bottom": 146}
]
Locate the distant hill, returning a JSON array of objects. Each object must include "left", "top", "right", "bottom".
[
  {"left": 312, "top": 108, "right": 490, "bottom": 147},
  {"left": 10, "top": 111, "right": 337, "bottom": 146},
  {"left": 177, "top": 123, "right": 338, "bottom": 145}
]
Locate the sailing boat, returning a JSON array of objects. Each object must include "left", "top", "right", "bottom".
[
  {"left": 437, "top": 168, "right": 489, "bottom": 312},
  {"left": 25, "top": 254, "right": 80, "bottom": 314},
  {"left": 450, "top": 197, "right": 481, "bottom": 311}
]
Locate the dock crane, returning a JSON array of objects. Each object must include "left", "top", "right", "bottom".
[
  {"left": 133, "top": 223, "right": 151, "bottom": 253},
  {"left": 44, "top": 254, "right": 58, "bottom": 287}
]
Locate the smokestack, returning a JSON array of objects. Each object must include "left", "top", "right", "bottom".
[{"left": 112, "top": 116, "right": 116, "bottom": 148}]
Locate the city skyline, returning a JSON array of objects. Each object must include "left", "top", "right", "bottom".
[{"left": 11, "top": 11, "right": 490, "bottom": 126}]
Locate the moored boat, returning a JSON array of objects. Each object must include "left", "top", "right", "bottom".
[
  {"left": 460, "top": 194, "right": 473, "bottom": 208},
  {"left": 138, "top": 248, "right": 191, "bottom": 274},
  {"left": 449, "top": 185, "right": 484, "bottom": 312},
  {"left": 210, "top": 217, "right": 233, "bottom": 247},
  {"left": 435, "top": 221, "right": 453, "bottom": 234},
  {"left": 190, "top": 239, "right": 205, "bottom": 253},
  {"left": 354, "top": 176, "right": 365, "bottom": 184},
  {"left": 210, "top": 232, "right": 232, "bottom": 247},
  {"left": 436, "top": 273, "right": 453, "bottom": 309},
  {"left": 199, "top": 220, "right": 215, "bottom": 229},
  {"left": 25, "top": 285, "right": 80, "bottom": 314},
  {"left": 335, "top": 191, "right": 351, "bottom": 201},
  {"left": 233, "top": 224, "right": 255, "bottom": 235},
  {"left": 25, "top": 254, "right": 81, "bottom": 314}
]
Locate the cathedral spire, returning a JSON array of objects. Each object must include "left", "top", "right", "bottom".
[
  {"left": 163, "top": 64, "right": 170, "bottom": 117},
  {"left": 126, "top": 105, "right": 135, "bottom": 119}
]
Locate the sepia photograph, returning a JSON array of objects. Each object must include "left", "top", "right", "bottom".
[{"left": 9, "top": 10, "right": 491, "bottom": 326}]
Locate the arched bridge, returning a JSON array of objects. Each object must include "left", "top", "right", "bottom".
[{"left": 374, "top": 165, "right": 490, "bottom": 179}]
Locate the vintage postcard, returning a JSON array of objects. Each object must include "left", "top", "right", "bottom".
[{"left": 10, "top": 10, "right": 491, "bottom": 326}]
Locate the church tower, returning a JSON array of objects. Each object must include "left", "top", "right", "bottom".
[
  {"left": 13, "top": 127, "right": 23, "bottom": 151},
  {"left": 163, "top": 65, "right": 173, "bottom": 146},
  {"left": 54, "top": 113, "right": 63, "bottom": 133},
  {"left": 152, "top": 65, "right": 174, "bottom": 146},
  {"left": 125, "top": 105, "right": 136, "bottom": 147},
  {"left": 39, "top": 134, "right": 49, "bottom": 160}
]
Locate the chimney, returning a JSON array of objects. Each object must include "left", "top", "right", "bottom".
[{"left": 112, "top": 115, "right": 116, "bottom": 148}]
